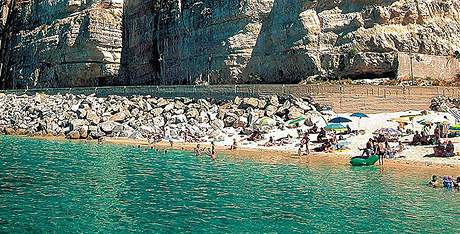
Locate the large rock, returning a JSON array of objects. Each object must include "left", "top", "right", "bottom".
[
  {"left": 109, "top": 112, "right": 127, "bottom": 122},
  {"left": 100, "top": 121, "right": 117, "bottom": 133},
  {"left": 186, "top": 108, "right": 200, "bottom": 119},
  {"left": 152, "top": 117, "right": 165, "bottom": 127},
  {"left": 67, "top": 130, "right": 80, "bottom": 139}
]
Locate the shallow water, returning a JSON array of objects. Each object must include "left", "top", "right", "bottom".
[{"left": 0, "top": 136, "right": 459, "bottom": 233}]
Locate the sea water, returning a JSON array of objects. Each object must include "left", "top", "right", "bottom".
[{"left": 0, "top": 136, "right": 459, "bottom": 233}]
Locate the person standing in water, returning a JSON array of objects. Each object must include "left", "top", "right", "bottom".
[{"left": 210, "top": 141, "right": 217, "bottom": 160}]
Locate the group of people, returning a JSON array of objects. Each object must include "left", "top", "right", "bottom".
[
  {"left": 433, "top": 140, "right": 455, "bottom": 157},
  {"left": 194, "top": 142, "right": 217, "bottom": 160},
  {"left": 428, "top": 175, "right": 460, "bottom": 191},
  {"left": 361, "top": 135, "right": 405, "bottom": 164}
]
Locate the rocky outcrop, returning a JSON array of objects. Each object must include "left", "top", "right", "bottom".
[
  {"left": 0, "top": 0, "right": 122, "bottom": 89},
  {"left": 0, "top": 92, "right": 328, "bottom": 141},
  {"left": 2, "top": 0, "right": 460, "bottom": 88},
  {"left": 133, "top": 0, "right": 460, "bottom": 84}
]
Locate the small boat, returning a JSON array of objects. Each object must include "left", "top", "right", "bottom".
[{"left": 350, "top": 155, "right": 379, "bottom": 166}]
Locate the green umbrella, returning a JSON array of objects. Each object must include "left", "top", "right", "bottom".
[
  {"left": 288, "top": 116, "right": 305, "bottom": 125},
  {"left": 449, "top": 124, "right": 460, "bottom": 132}
]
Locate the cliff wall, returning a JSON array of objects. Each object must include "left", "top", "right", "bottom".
[
  {"left": 1, "top": 0, "right": 122, "bottom": 88},
  {"left": 145, "top": 0, "right": 460, "bottom": 85}
]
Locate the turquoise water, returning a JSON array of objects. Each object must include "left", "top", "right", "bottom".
[{"left": 0, "top": 136, "right": 459, "bottom": 233}]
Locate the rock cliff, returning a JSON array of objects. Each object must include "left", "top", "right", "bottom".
[
  {"left": 1, "top": 0, "right": 460, "bottom": 88},
  {"left": 143, "top": 0, "right": 460, "bottom": 84},
  {"left": 0, "top": 0, "right": 122, "bottom": 88}
]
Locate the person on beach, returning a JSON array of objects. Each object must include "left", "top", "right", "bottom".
[
  {"left": 454, "top": 177, "right": 460, "bottom": 190},
  {"left": 169, "top": 140, "right": 174, "bottom": 148},
  {"left": 194, "top": 144, "right": 202, "bottom": 155},
  {"left": 411, "top": 131, "right": 421, "bottom": 145},
  {"left": 230, "top": 138, "right": 238, "bottom": 150},
  {"left": 300, "top": 133, "right": 310, "bottom": 155},
  {"left": 376, "top": 142, "right": 385, "bottom": 165},
  {"left": 317, "top": 128, "right": 326, "bottom": 142},
  {"left": 445, "top": 141, "right": 455, "bottom": 157},
  {"left": 210, "top": 141, "right": 217, "bottom": 160},
  {"left": 361, "top": 138, "right": 374, "bottom": 157},
  {"left": 443, "top": 176, "right": 454, "bottom": 190},
  {"left": 428, "top": 175, "right": 441, "bottom": 188},
  {"left": 309, "top": 123, "right": 318, "bottom": 134}
]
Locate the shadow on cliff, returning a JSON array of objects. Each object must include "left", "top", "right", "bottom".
[{"left": 240, "top": 0, "right": 319, "bottom": 84}]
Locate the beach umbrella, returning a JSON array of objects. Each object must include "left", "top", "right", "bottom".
[
  {"left": 373, "top": 128, "right": 401, "bottom": 141},
  {"left": 287, "top": 116, "right": 305, "bottom": 125},
  {"left": 328, "top": 117, "right": 352, "bottom": 124},
  {"left": 350, "top": 113, "right": 369, "bottom": 118},
  {"left": 325, "top": 123, "right": 347, "bottom": 132},
  {"left": 350, "top": 112, "right": 368, "bottom": 129},
  {"left": 389, "top": 117, "right": 411, "bottom": 124},
  {"left": 449, "top": 124, "right": 460, "bottom": 132}
]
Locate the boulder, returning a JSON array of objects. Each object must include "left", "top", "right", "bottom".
[
  {"left": 77, "top": 109, "right": 87, "bottom": 119},
  {"left": 151, "top": 108, "right": 163, "bottom": 117},
  {"left": 174, "top": 100, "right": 185, "bottom": 109},
  {"left": 240, "top": 97, "right": 259, "bottom": 109},
  {"left": 67, "top": 130, "right": 80, "bottom": 139},
  {"left": 186, "top": 108, "right": 199, "bottom": 119},
  {"left": 86, "top": 111, "right": 101, "bottom": 125},
  {"left": 100, "top": 121, "right": 117, "bottom": 133},
  {"left": 224, "top": 115, "right": 237, "bottom": 127},
  {"left": 234, "top": 96, "right": 242, "bottom": 105},
  {"left": 265, "top": 105, "right": 277, "bottom": 117},
  {"left": 90, "top": 130, "right": 105, "bottom": 139},
  {"left": 164, "top": 103, "right": 175, "bottom": 112},
  {"left": 4, "top": 127, "right": 15, "bottom": 135},
  {"left": 153, "top": 117, "right": 165, "bottom": 127},
  {"left": 78, "top": 125, "right": 89, "bottom": 139},
  {"left": 288, "top": 106, "right": 303, "bottom": 120},
  {"left": 109, "top": 112, "right": 127, "bottom": 122},
  {"left": 258, "top": 99, "right": 267, "bottom": 109},
  {"left": 210, "top": 119, "right": 224, "bottom": 130},
  {"left": 269, "top": 95, "right": 279, "bottom": 107},
  {"left": 157, "top": 98, "right": 169, "bottom": 107},
  {"left": 70, "top": 119, "right": 89, "bottom": 130}
]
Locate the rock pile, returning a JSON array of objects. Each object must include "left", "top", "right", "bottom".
[
  {"left": 0, "top": 93, "right": 329, "bottom": 142},
  {"left": 430, "top": 96, "right": 460, "bottom": 111}
]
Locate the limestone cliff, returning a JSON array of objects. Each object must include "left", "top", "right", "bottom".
[
  {"left": 133, "top": 0, "right": 460, "bottom": 85},
  {"left": 0, "top": 0, "right": 122, "bottom": 88},
  {"left": 2, "top": 0, "right": 460, "bottom": 88}
]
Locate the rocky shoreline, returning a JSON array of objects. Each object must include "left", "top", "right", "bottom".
[{"left": 0, "top": 93, "right": 329, "bottom": 142}]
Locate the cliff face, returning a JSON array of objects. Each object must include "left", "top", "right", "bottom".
[
  {"left": 147, "top": 0, "right": 460, "bottom": 84},
  {"left": 1, "top": 0, "right": 460, "bottom": 88},
  {"left": 0, "top": 0, "right": 122, "bottom": 88}
]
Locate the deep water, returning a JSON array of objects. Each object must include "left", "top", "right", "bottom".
[{"left": 0, "top": 136, "right": 459, "bottom": 233}]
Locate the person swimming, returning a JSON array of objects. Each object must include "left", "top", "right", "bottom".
[
  {"left": 428, "top": 175, "right": 441, "bottom": 188},
  {"left": 443, "top": 176, "right": 454, "bottom": 190}
]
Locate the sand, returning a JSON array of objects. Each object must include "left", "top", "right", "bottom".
[{"left": 15, "top": 109, "right": 460, "bottom": 176}]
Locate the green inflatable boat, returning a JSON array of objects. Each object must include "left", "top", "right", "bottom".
[{"left": 350, "top": 155, "right": 379, "bottom": 166}]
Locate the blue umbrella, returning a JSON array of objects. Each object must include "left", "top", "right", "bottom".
[
  {"left": 351, "top": 113, "right": 369, "bottom": 118},
  {"left": 329, "top": 117, "right": 352, "bottom": 123},
  {"left": 325, "top": 123, "right": 347, "bottom": 132}
]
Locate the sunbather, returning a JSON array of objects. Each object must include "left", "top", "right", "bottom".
[{"left": 446, "top": 141, "right": 455, "bottom": 157}]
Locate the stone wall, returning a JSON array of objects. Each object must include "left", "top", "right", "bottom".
[
  {"left": 3, "top": 84, "right": 460, "bottom": 113},
  {"left": 397, "top": 53, "right": 460, "bottom": 82}
]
